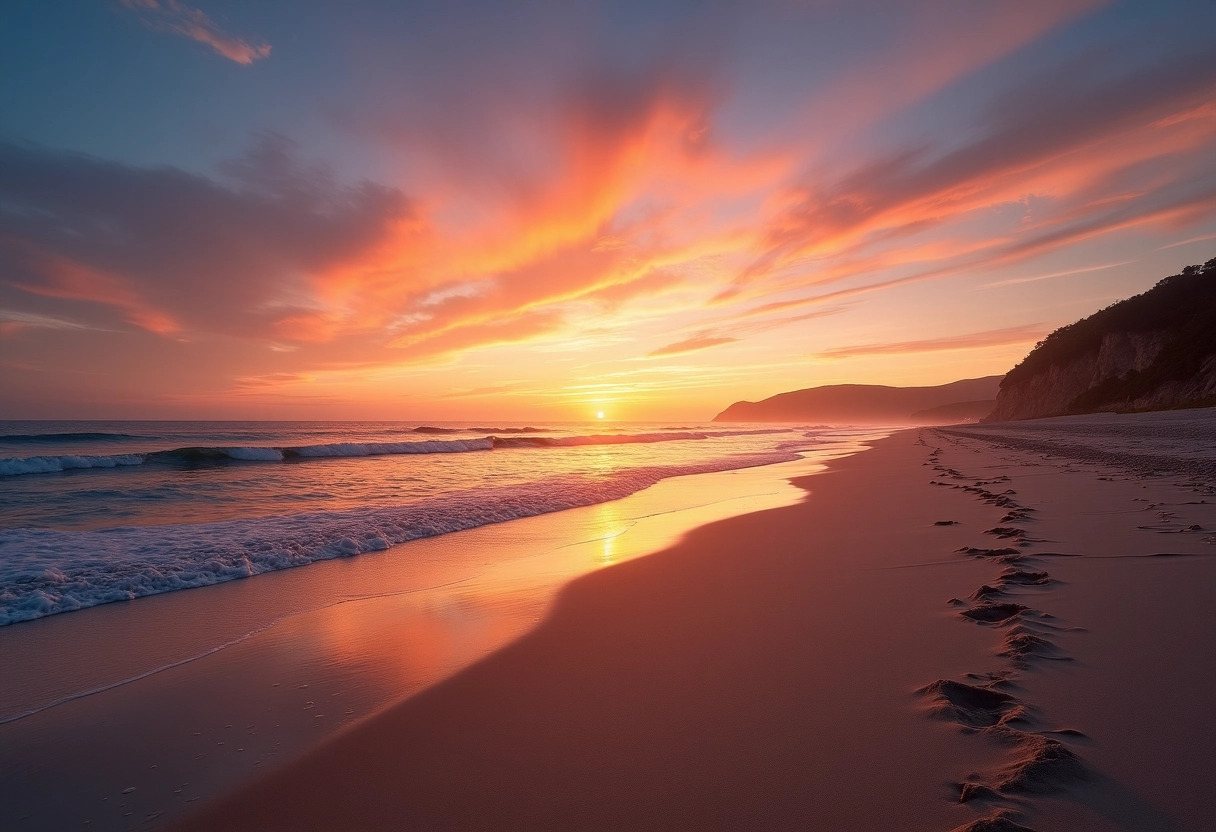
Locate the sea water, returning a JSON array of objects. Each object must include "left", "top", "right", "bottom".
[{"left": 0, "top": 420, "right": 876, "bottom": 625}]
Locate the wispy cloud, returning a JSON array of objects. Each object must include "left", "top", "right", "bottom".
[
  {"left": 3, "top": 240, "right": 181, "bottom": 335},
  {"left": 981, "top": 260, "right": 1133, "bottom": 288},
  {"left": 817, "top": 325, "right": 1047, "bottom": 360},
  {"left": 232, "top": 372, "right": 312, "bottom": 390},
  {"left": 722, "top": 41, "right": 1216, "bottom": 300},
  {"left": 648, "top": 335, "right": 739, "bottom": 358},
  {"left": 120, "top": 0, "right": 271, "bottom": 65},
  {"left": 0, "top": 309, "right": 90, "bottom": 336},
  {"left": 439, "top": 381, "right": 538, "bottom": 399},
  {"left": 1157, "top": 232, "right": 1216, "bottom": 251}
]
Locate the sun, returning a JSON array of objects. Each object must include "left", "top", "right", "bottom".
[{"left": 596, "top": 411, "right": 605, "bottom": 420}]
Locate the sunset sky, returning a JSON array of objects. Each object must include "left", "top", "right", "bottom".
[{"left": 3, "top": 0, "right": 1216, "bottom": 421}]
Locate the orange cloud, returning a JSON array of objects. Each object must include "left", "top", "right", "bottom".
[
  {"left": 3, "top": 240, "right": 180, "bottom": 335},
  {"left": 707, "top": 182, "right": 1216, "bottom": 324},
  {"left": 648, "top": 335, "right": 738, "bottom": 358},
  {"left": 284, "top": 66, "right": 795, "bottom": 359},
  {"left": 8, "top": 3, "right": 1216, "bottom": 420},
  {"left": 232, "top": 372, "right": 313, "bottom": 390},
  {"left": 724, "top": 47, "right": 1216, "bottom": 300},
  {"left": 439, "top": 381, "right": 539, "bottom": 399},
  {"left": 389, "top": 308, "right": 567, "bottom": 360}
]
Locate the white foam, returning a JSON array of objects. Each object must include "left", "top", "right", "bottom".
[
  {"left": 223, "top": 447, "right": 285, "bottom": 461},
  {"left": 0, "top": 450, "right": 800, "bottom": 626},
  {"left": 0, "top": 431, "right": 780, "bottom": 478}
]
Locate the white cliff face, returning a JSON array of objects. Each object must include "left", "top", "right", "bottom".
[
  {"left": 988, "top": 331, "right": 1189, "bottom": 421},
  {"left": 1130, "top": 355, "right": 1216, "bottom": 410}
]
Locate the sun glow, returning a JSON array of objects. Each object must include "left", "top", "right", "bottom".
[{"left": 596, "top": 411, "right": 605, "bottom": 419}]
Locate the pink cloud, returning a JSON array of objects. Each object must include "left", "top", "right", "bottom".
[
  {"left": 7, "top": 3, "right": 1216, "bottom": 418},
  {"left": 817, "top": 325, "right": 1048, "bottom": 360},
  {"left": 3, "top": 239, "right": 180, "bottom": 335},
  {"left": 724, "top": 44, "right": 1216, "bottom": 298},
  {"left": 120, "top": 0, "right": 271, "bottom": 65}
]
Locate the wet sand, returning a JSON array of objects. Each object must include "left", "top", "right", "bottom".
[{"left": 177, "top": 412, "right": 1216, "bottom": 831}]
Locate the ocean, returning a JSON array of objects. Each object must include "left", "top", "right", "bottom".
[{"left": 0, "top": 420, "right": 884, "bottom": 627}]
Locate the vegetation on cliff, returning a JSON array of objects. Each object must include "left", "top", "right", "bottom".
[{"left": 998, "top": 256, "right": 1216, "bottom": 415}]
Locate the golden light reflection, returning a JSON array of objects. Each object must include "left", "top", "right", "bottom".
[
  {"left": 600, "top": 532, "right": 618, "bottom": 565},
  {"left": 587, "top": 501, "right": 627, "bottom": 566}
]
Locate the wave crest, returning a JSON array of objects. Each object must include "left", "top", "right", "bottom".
[
  {"left": 0, "top": 454, "right": 145, "bottom": 476},
  {"left": 0, "top": 449, "right": 801, "bottom": 625},
  {"left": 0, "top": 429, "right": 791, "bottom": 478}
]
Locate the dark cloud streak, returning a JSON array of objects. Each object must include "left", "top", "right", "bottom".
[{"left": 0, "top": 135, "right": 410, "bottom": 337}]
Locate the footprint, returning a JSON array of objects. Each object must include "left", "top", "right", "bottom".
[
  {"left": 998, "top": 569, "right": 1050, "bottom": 586},
  {"left": 988, "top": 727, "right": 1086, "bottom": 793},
  {"left": 960, "top": 602, "right": 1028, "bottom": 624},
  {"left": 919, "top": 680, "right": 1020, "bottom": 728}
]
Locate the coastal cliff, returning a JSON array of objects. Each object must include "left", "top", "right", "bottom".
[
  {"left": 713, "top": 376, "right": 1001, "bottom": 423},
  {"left": 987, "top": 258, "right": 1216, "bottom": 421}
]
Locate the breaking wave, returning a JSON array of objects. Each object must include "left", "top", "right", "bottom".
[
  {"left": 0, "top": 429, "right": 792, "bottom": 478},
  {"left": 0, "top": 449, "right": 799, "bottom": 625}
]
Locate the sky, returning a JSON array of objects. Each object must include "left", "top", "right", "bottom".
[{"left": 2, "top": 0, "right": 1215, "bottom": 421}]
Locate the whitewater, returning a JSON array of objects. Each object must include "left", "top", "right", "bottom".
[{"left": 0, "top": 420, "right": 876, "bottom": 626}]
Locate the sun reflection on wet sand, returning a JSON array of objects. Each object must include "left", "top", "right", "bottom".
[{"left": 203, "top": 452, "right": 841, "bottom": 732}]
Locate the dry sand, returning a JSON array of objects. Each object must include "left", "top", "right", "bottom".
[{"left": 176, "top": 412, "right": 1216, "bottom": 831}]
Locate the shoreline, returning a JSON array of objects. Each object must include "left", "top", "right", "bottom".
[
  {"left": 179, "top": 413, "right": 1216, "bottom": 831},
  {"left": 6, "top": 411, "right": 1215, "bottom": 830},
  {"left": 0, "top": 426, "right": 827, "bottom": 628},
  {"left": 0, "top": 442, "right": 871, "bottom": 831},
  {"left": 176, "top": 428, "right": 1004, "bottom": 831}
]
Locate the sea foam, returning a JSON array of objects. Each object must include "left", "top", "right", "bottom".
[
  {"left": 0, "top": 450, "right": 798, "bottom": 625},
  {"left": 0, "top": 429, "right": 790, "bottom": 478}
]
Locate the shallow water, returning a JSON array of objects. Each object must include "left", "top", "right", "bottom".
[{"left": 0, "top": 420, "right": 882, "bottom": 624}]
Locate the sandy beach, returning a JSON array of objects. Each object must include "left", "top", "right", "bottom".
[
  {"left": 0, "top": 439, "right": 870, "bottom": 830},
  {"left": 161, "top": 411, "right": 1216, "bottom": 832},
  {"left": 163, "top": 410, "right": 1215, "bottom": 831},
  {"left": 6, "top": 413, "right": 1216, "bottom": 831},
  {"left": 8, "top": 4, "right": 1216, "bottom": 829}
]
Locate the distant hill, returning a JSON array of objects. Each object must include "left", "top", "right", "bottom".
[
  {"left": 987, "top": 257, "right": 1216, "bottom": 422},
  {"left": 713, "top": 377, "right": 1002, "bottom": 424}
]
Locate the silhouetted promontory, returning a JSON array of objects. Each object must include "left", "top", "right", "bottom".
[{"left": 712, "top": 377, "right": 1002, "bottom": 424}]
